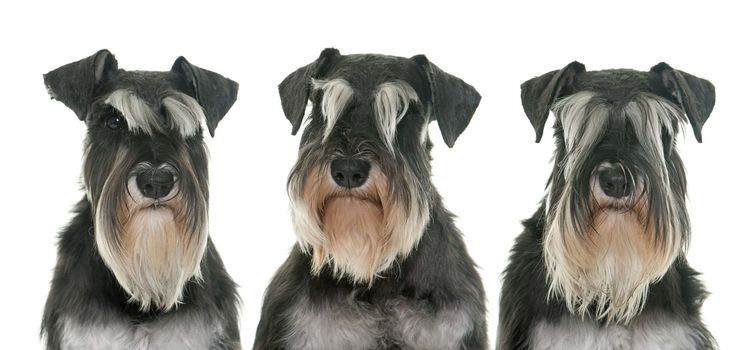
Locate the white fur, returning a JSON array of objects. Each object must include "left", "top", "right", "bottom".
[
  {"left": 161, "top": 92, "right": 205, "bottom": 137},
  {"left": 104, "top": 90, "right": 205, "bottom": 137},
  {"left": 373, "top": 81, "right": 419, "bottom": 151},
  {"left": 59, "top": 315, "right": 223, "bottom": 350},
  {"left": 530, "top": 313, "right": 702, "bottom": 350},
  {"left": 285, "top": 295, "right": 471, "bottom": 350},
  {"left": 312, "top": 79, "right": 354, "bottom": 142},
  {"left": 285, "top": 294, "right": 381, "bottom": 350},
  {"left": 289, "top": 163, "right": 430, "bottom": 284},
  {"left": 94, "top": 158, "right": 208, "bottom": 311},
  {"left": 554, "top": 91, "right": 610, "bottom": 181},
  {"left": 545, "top": 93, "right": 686, "bottom": 324},
  {"left": 310, "top": 79, "right": 421, "bottom": 150},
  {"left": 392, "top": 302, "right": 473, "bottom": 350},
  {"left": 105, "top": 90, "right": 160, "bottom": 135}
]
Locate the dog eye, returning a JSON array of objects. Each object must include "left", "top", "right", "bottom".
[{"left": 106, "top": 115, "right": 127, "bottom": 130}]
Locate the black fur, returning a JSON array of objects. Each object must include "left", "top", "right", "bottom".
[
  {"left": 497, "top": 206, "right": 715, "bottom": 349},
  {"left": 255, "top": 49, "right": 486, "bottom": 349},
  {"left": 41, "top": 50, "right": 240, "bottom": 349},
  {"left": 255, "top": 201, "right": 487, "bottom": 349},
  {"left": 521, "top": 61, "right": 714, "bottom": 143},
  {"left": 497, "top": 63, "right": 716, "bottom": 349},
  {"left": 41, "top": 200, "right": 241, "bottom": 348},
  {"left": 278, "top": 49, "right": 480, "bottom": 147}
]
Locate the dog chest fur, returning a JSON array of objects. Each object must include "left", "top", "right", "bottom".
[
  {"left": 285, "top": 294, "right": 473, "bottom": 350},
  {"left": 256, "top": 49, "right": 486, "bottom": 349},
  {"left": 59, "top": 314, "right": 224, "bottom": 350},
  {"left": 41, "top": 50, "right": 241, "bottom": 350},
  {"left": 529, "top": 313, "right": 701, "bottom": 350},
  {"left": 497, "top": 61, "right": 716, "bottom": 350}
]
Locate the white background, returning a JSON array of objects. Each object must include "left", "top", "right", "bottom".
[{"left": 0, "top": 0, "right": 740, "bottom": 348}]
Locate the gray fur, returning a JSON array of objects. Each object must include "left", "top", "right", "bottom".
[
  {"left": 312, "top": 78, "right": 355, "bottom": 142},
  {"left": 530, "top": 313, "right": 702, "bottom": 350},
  {"left": 546, "top": 92, "right": 687, "bottom": 323},
  {"left": 391, "top": 300, "right": 474, "bottom": 350},
  {"left": 105, "top": 89, "right": 204, "bottom": 137},
  {"left": 284, "top": 292, "right": 476, "bottom": 350},
  {"left": 42, "top": 50, "right": 241, "bottom": 350},
  {"left": 257, "top": 50, "right": 486, "bottom": 350},
  {"left": 373, "top": 81, "right": 420, "bottom": 151},
  {"left": 498, "top": 62, "right": 717, "bottom": 350},
  {"left": 285, "top": 294, "right": 382, "bottom": 350},
  {"left": 60, "top": 313, "right": 224, "bottom": 350}
]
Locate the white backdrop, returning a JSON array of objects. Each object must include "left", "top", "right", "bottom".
[{"left": 0, "top": 0, "right": 740, "bottom": 348}]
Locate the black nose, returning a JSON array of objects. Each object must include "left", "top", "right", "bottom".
[
  {"left": 597, "top": 164, "right": 631, "bottom": 198},
  {"left": 136, "top": 168, "right": 176, "bottom": 199},
  {"left": 330, "top": 158, "right": 371, "bottom": 189}
]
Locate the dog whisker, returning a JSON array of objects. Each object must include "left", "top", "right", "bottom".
[
  {"left": 43, "top": 50, "right": 239, "bottom": 349},
  {"left": 509, "top": 63, "right": 710, "bottom": 350},
  {"left": 265, "top": 50, "right": 486, "bottom": 349}
]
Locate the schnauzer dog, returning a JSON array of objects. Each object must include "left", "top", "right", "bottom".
[
  {"left": 41, "top": 50, "right": 241, "bottom": 349},
  {"left": 253, "top": 48, "right": 487, "bottom": 350},
  {"left": 497, "top": 62, "right": 716, "bottom": 349}
]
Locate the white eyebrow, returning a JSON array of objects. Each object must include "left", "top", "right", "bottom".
[
  {"left": 105, "top": 89, "right": 160, "bottom": 135},
  {"left": 161, "top": 92, "right": 205, "bottom": 137},
  {"left": 373, "top": 80, "right": 419, "bottom": 151},
  {"left": 104, "top": 89, "right": 205, "bottom": 137},
  {"left": 312, "top": 78, "right": 354, "bottom": 142}
]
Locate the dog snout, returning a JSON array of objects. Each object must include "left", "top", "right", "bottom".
[
  {"left": 136, "top": 165, "right": 177, "bottom": 199},
  {"left": 330, "top": 158, "right": 371, "bottom": 189},
  {"left": 597, "top": 163, "right": 631, "bottom": 198}
]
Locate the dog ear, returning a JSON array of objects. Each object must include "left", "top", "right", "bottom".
[
  {"left": 411, "top": 55, "right": 481, "bottom": 148},
  {"left": 520, "top": 61, "right": 585, "bottom": 143},
  {"left": 279, "top": 48, "right": 340, "bottom": 135},
  {"left": 43, "top": 49, "right": 118, "bottom": 121},
  {"left": 171, "top": 57, "right": 239, "bottom": 137},
  {"left": 650, "top": 63, "right": 715, "bottom": 142}
]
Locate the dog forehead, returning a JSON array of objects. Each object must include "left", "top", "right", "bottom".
[
  {"left": 574, "top": 69, "right": 668, "bottom": 105},
  {"left": 325, "top": 54, "right": 427, "bottom": 94},
  {"left": 99, "top": 70, "right": 192, "bottom": 105}
]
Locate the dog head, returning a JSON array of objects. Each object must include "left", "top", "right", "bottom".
[
  {"left": 45, "top": 49, "right": 238, "bottom": 310},
  {"left": 521, "top": 62, "right": 714, "bottom": 323},
  {"left": 279, "top": 48, "right": 480, "bottom": 284}
]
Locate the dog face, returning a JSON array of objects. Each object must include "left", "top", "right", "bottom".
[
  {"left": 45, "top": 50, "right": 238, "bottom": 310},
  {"left": 279, "top": 49, "right": 480, "bottom": 284},
  {"left": 521, "top": 62, "right": 715, "bottom": 323}
]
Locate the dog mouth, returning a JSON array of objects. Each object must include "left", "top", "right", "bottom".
[
  {"left": 589, "top": 189, "right": 644, "bottom": 212},
  {"left": 318, "top": 190, "right": 385, "bottom": 225},
  {"left": 322, "top": 192, "right": 383, "bottom": 211},
  {"left": 128, "top": 194, "right": 180, "bottom": 215},
  {"left": 140, "top": 198, "right": 176, "bottom": 209}
]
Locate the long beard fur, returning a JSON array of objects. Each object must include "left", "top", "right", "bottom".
[
  {"left": 290, "top": 164, "right": 429, "bottom": 285},
  {"left": 93, "top": 169, "right": 208, "bottom": 311},
  {"left": 544, "top": 180, "right": 683, "bottom": 324}
]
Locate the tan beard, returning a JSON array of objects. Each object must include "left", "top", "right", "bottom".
[
  {"left": 544, "top": 181, "right": 682, "bottom": 324},
  {"left": 291, "top": 164, "right": 429, "bottom": 284},
  {"left": 94, "top": 177, "right": 208, "bottom": 311}
]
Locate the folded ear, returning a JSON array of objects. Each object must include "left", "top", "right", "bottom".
[
  {"left": 650, "top": 62, "right": 715, "bottom": 142},
  {"left": 278, "top": 48, "right": 340, "bottom": 135},
  {"left": 171, "top": 57, "right": 239, "bottom": 137},
  {"left": 520, "top": 61, "right": 585, "bottom": 142},
  {"left": 411, "top": 55, "right": 481, "bottom": 148},
  {"left": 43, "top": 49, "right": 118, "bottom": 120}
]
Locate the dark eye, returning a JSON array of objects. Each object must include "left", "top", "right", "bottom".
[{"left": 106, "top": 115, "right": 126, "bottom": 130}]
